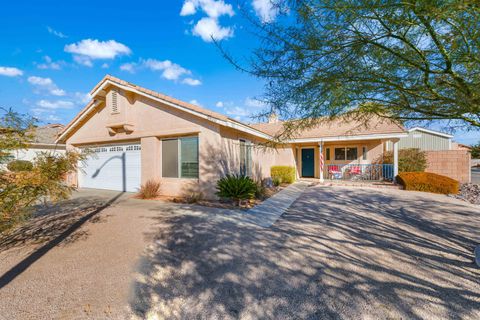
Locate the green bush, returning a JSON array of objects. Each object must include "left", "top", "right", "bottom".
[
  {"left": 396, "top": 172, "right": 459, "bottom": 194},
  {"left": 7, "top": 160, "right": 33, "bottom": 172},
  {"left": 382, "top": 148, "right": 426, "bottom": 172},
  {"left": 216, "top": 174, "right": 257, "bottom": 205},
  {"left": 271, "top": 166, "right": 296, "bottom": 185}
]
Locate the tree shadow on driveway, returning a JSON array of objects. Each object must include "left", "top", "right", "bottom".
[
  {"left": 0, "top": 192, "right": 123, "bottom": 289},
  {"left": 130, "top": 187, "right": 480, "bottom": 319}
]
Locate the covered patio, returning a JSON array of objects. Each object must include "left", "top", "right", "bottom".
[{"left": 291, "top": 134, "right": 404, "bottom": 182}]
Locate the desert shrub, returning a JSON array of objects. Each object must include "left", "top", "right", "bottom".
[
  {"left": 271, "top": 166, "right": 296, "bottom": 185},
  {"left": 216, "top": 175, "right": 256, "bottom": 205},
  {"left": 1, "top": 151, "right": 86, "bottom": 232},
  {"left": 7, "top": 160, "right": 33, "bottom": 172},
  {"left": 396, "top": 172, "right": 459, "bottom": 194},
  {"left": 254, "top": 181, "right": 267, "bottom": 200},
  {"left": 137, "top": 180, "right": 161, "bottom": 199},
  {"left": 382, "top": 148, "right": 426, "bottom": 172}
]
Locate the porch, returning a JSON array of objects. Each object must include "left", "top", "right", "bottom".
[{"left": 293, "top": 137, "right": 399, "bottom": 182}]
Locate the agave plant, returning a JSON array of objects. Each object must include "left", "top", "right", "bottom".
[{"left": 216, "top": 174, "right": 257, "bottom": 206}]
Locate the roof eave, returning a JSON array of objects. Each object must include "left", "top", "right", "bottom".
[
  {"left": 57, "top": 79, "right": 273, "bottom": 143},
  {"left": 287, "top": 132, "right": 408, "bottom": 143}
]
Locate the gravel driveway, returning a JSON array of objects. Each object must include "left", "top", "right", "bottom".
[
  {"left": 131, "top": 186, "right": 480, "bottom": 320},
  {"left": 1, "top": 186, "right": 479, "bottom": 319}
]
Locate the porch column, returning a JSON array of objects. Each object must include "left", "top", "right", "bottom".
[
  {"left": 318, "top": 141, "right": 324, "bottom": 183},
  {"left": 393, "top": 139, "right": 399, "bottom": 177}
]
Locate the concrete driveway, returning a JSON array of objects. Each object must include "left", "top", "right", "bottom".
[
  {"left": 0, "top": 187, "right": 479, "bottom": 319},
  {"left": 472, "top": 167, "right": 480, "bottom": 184}
]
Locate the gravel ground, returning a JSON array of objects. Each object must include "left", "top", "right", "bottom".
[
  {"left": 1, "top": 187, "right": 479, "bottom": 319},
  {"left": 131, "top": 186, "right": 480, "bottom": 320},
  {"left": 0, "top": 190, "right": 161, "bottom": 319}
]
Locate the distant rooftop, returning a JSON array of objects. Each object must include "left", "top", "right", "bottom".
[{"left": 31, "top": 124, "right": 65, "bottom": 144}]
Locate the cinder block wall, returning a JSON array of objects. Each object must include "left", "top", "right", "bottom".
[{"left": 425, "top": 150, "right": 471, "bottom": 183}]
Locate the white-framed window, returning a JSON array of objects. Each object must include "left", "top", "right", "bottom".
[
  {"left": 239, "top": 139, "right": 252, "bottom": 176},
  {"left": 334, "top": 147, "right": 358, "bottom": 160},
  {"left": 162, "top": 137, "right": 199, "bottom": 179}
]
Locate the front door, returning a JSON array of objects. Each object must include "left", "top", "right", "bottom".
[{"left": 301, "top": 148, "right": 315, "bottom": 178}]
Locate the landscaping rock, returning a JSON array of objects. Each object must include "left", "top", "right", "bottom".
[{"left": 451, "top": 183, "right": 480, "bottom": 205}]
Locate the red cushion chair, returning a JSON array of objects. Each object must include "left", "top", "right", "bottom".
[{"left": 349, "top": 166, "right": 362, "bottom": 175}]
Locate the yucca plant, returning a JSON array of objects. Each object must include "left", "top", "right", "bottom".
[{"left": 216, "top": 174, "right": 257, "bottom": 206}]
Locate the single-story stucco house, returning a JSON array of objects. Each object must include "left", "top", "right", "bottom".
[
  {"left": 56, "top": 75, "right": 407, "bottom": 198},
  {"left": 1, "top": 124, "right": 66, "bottom": 169}
]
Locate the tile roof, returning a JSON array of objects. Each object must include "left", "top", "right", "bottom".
[
  {"left": 31, "top": 124, "right": 65, "bottom": 144},
  {"left": 249, "top": 116, "right": 405, "bottom": 139},
  {"left": 92, "top": 75, "right": 230, "bottom": 121},
  {"left": 59, "top": 75, "right": 405, "bottom": 142}
]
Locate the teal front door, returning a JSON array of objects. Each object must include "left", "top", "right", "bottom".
[{"left": 301, "top": 148, "right": 315, "bottom": 177}]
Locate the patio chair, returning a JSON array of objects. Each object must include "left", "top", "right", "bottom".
[
  {"left": 348, "top": 165, "right": 362, "bottom": 180},
  {"left": 328, "top": 165, "right": 342, "bottom": 179}
]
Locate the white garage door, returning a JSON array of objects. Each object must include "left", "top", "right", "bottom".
[{"left": 79, "top": 144, "right": 141, "bottom": 192}]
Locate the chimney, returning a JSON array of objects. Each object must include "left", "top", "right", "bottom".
[{"left": 268, "top": 112, "right": 279, "bottom": 123}]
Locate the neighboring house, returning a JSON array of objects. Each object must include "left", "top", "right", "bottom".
[
  {"left": 56, "top": 75, "right": 407, "bottom": 198},
  {"left": 385, "top": 127, "right": 453, "bottom": 151},
  {"left": 6, "top": 124, "right": 66, "bottom": 163}
]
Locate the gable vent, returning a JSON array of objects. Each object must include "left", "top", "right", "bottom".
[{"left": 111, "top": 90, "right": 118, "bottom": 113}]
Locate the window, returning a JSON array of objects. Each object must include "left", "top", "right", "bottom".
[
  {"left": 334, "top": 147, "right": 358, "bottom": 160},
  {"left": 346, "top": 147, "right": 358, "bottom": 160},
  {"left": 326, "top": 148, "right": 330, "bottom": 161},
  {"left": 180, "top": 137, "right": 199, "bottom": 178},
  {"left": 111, "top": 90, "right": 119, "bottom": 114},
  {"left": 162, "top": 137, "right": 199, "bottom": 179},
  {"left": 362, "top": 146, "right": 367, "bottom": 160},
  {"left": 335, "top": 148, "right": 346, "bottom": 160},
  {"left": 239, "top": 139, "right": 252, "bottom": 176}
]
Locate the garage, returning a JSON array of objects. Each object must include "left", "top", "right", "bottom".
[{"left": 78, "top": 144, "right": 141, "bottom": 192}]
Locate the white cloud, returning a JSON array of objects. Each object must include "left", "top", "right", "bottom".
[
  {"left": 101, "top": 63, "right": 110, "bottom": 69},
  {"left": 182, "top": 77, "right": 202, "bottom": 86},
  {"left": 215, "top": 101, "right": 224, "bottom": 107},
  {"left": 47, "top": 26, "right": 67, "bottom": 38},
  {"left": 180, "top": 1, "right": 197, "bottom": 15},
  {"left": 37, "top": 56, "right": 63, "bottom": 70},
  {"left": 224, "top": 106, "right": 250, "bottom": 117},
  {"left": 45, "top": 114, "right": 62, "bottom": 122},
  {"left": 74, "top": 92, "right": 91, "bottom": 104},
  {"left": 36, "top": 99, "right": 74, "bottom": 109},
  {"left": 181, "top": 0, "right": 234, "bottom": 18},
  {"left": 0, "top": 66, "right": 23, "bottom": 77},
  {"left": 73, "top": 55, "right": 93, "bottom": 67},
  {"left": 143, "top": 59, "right": 191, "bottom": 80},
  {"left": 193, "top": 17, "right": 233, "bottom": 42},
  {"left": 252, "top": 0, "right": 278, "bottom": 23},
  {"left": 28, "top": 76, "right": 66, "bottom": 96},
  {"left": 189, "top": 99, "right": 203, "bottom": 107},
  {"left": 244, "top": 97, "right": 266, "bottom": 108},
  {"left": 65, "top": 39, "right": 131, "bottom": 66},
  {"left": 120, "top": 59, "right": 202, "bottom": 84},
  {"left": 181, "top": 0, "right": 235, "bottom": 42},
  {"left": 120, "top": 62, "right": 136, "bottom": 73}
]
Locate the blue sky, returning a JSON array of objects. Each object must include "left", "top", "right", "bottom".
[{"left": 0, "top": 0, "right": 478, "bottom": 145}]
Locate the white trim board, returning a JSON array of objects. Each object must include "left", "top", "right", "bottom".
[
  {"left": 287, "top": 132, "right": 408, "bottom": 143},
  {"left": 408, "top": 127, "right": 453, "bottom": 138}
]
